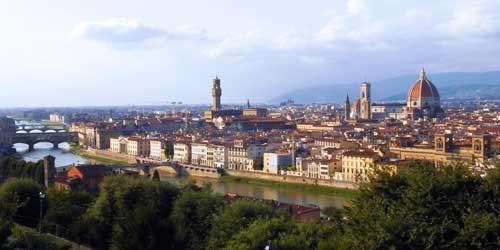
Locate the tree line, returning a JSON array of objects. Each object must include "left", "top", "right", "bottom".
[{"left": 0, "top": 157, "right": 499, "bottom": 249}]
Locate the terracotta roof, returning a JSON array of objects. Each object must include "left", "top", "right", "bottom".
[
  {"left": 407, "top": 69, "right": 440, "bottom": 101},
  {"left": 74, "top": 165, "right": 111, "bottom": 177},
  {"left": 352, "top": 99, "right": 361, "bottom": 112}
]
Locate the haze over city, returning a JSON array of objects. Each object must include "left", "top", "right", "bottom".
[{"left": 2, "top": 0, "right": 500, "bottom": 107}]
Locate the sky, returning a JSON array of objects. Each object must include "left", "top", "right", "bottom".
[{"left": 1, "top": 0, "right": 500, "bottom": 107}]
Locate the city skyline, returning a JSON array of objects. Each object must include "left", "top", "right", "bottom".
[{"left": 1, "top": 0, "right": 500, "bottom": 107}]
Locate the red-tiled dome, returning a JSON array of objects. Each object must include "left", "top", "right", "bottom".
[
  {"left": 407, "top": 68, "right": 440, "bottom": 101},
  {"left": 352, "top": 98, "right": 360, "bottom": 112}
]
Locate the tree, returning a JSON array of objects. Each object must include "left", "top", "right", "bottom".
[
  {"left": 0, "top": 156, "right": 45, "bottom": 185},
  {"left": 79, "top": 175, "right": 179, "bottom": 250},
  {"left": 337, "top": 161, "right": 500, "bottom": 250},
  {"left": 170, "top": 190, "right": 225, "bottom": 250},
  {"left": 42, "top": 188, "right": 93, "bottom": 237},
  {"left": 8, "top": 224, "right": 73, "bottom": 250},
  {"left": 224, "top": 217, "right": 293, "bottom": 250},
  {"left": 207, "top": 200, "right": 282, "bottom": 250},
  {"left": 0, "top": 219, "right": 12, "bottom": 247},
  {"left": 321, "top": 206, "right": 344, "bottom": 223},
  {"left": 0, "top": 178, "right": 42, "bottom": 227}
]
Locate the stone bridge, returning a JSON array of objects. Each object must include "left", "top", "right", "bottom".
[
  {"left": 16, "top": 124, "right": 67, "bottom": 134},
  {"left": 12, "top": 131, "right": 78, "bottom": 151}
]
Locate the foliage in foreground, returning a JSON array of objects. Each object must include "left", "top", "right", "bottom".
[{"left": 1, "top": 161, "right": 500, "bottom": 250}]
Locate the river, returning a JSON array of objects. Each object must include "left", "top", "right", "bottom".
[{"left": 13, "top": 121, "right": 350, "bottom": 209}]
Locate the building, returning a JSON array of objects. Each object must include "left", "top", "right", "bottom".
[
  {"left": 371, "top": 103, "right": 406, "bottom": 120},
  {"left": 390, "top": 133, "right": 492, "bottom": 166},
  {"left": 191, "top": 143, "right": 209, "bottom": 166},
  {"left": 405, "top": 68, "right": 444, "bottom": 120},
  {"left": 231, "top": 118, "right": 293, "bottom": 131},
  {"left": 49, "top": 113, "right": 68, "bottom": 124},
  {"left": 227, "top": 139, "right": 268, "bottom": 171},
  {"left": 295, "top": 158, "right": 331, "bottom": 179},
  {"left": 212, "top": 76, "right": 221, "bottom": 111},
  {"left": 351, "top": 99, "right": 361, "bottom": 119},
  {"left": 110, "top": 136, "right": 128, "bottom": 154},
  {"left": 150, "top": 139, "right": 165, "bottom": 160},
  {"left": 243, "top": 100, "right": 267, "bottom": 117},
  {"left": 126, "top": 137, "right": 150, "bottom": 157},
  {"left": 174, "top": 142, "right": 191, "bottom": 163},
  {"left": 341, "top": 151, "right": 380, "bottom": 182},
  {"left": 360, "top": 82, "right": 371, "bottom": 119},
  {"left": 263, "top": 150, "right": 293, "bottom": 174},
  {"left": 0, "top": 117, "right": 16, "bottom": 146},
  {"left": 348, "top": 69, "right": 443, "bottom": 121},
  {"left": 208, "top": 143, "right": 228, "bottom": 168},
  {"left": 56, "top": 165, "right": 111, "bottom": 192},
  {"left": 203, "top": 76, "right": 245, "bottom": 122},
  {"left": 344, "top": 93, "right": 351, "bottom": 120}
]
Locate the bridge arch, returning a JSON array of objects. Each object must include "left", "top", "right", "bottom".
[{"left": 11, "top": 131, "right": 79, "bottom": 151}]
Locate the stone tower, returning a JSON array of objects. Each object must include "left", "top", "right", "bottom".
[
  {"left": 212, "top": 76, "right": 222, "bottom": 111},
  {"left": 344, "top": 93, "right": 351, "bottom": 120},
  {"left": 44, "top": 155, "right": 56, "bottom": 188},
  {"left": 360, "top": 82, "right": 371, "bottom": 119}
]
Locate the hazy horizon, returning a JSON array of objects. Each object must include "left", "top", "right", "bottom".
[{"left": 2, "top": 0, "right": 500, "bottom": 107}]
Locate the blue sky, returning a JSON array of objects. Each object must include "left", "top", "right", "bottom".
[{"left": 1, "top": 0, "right": 499, "bottom": 107}]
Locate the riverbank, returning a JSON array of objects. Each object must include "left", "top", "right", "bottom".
[
  {"left": 219, "top": 175, "right": 358, "bottom": 199},
  {"left": 70, "top": 145, "right": 128, "bottom": 165}
]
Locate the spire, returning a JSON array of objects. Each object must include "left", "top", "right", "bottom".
[
  {"left": 246, "top": 99, "right": 251, "bottom": 108},
  {"left": 345, "top": 92, "right": 350, "bottom": 104},
  {"left": 419, "top": 68, "right": 426, "bottom": 80}
]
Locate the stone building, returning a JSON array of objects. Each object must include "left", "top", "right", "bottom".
[
  {"left": 341, "top": 150, "right": 380, "bottom": 182},
  {"left": 390, "top": 133, "right": 492, "bottom": 166},
  {"left": 191, "top": 143, "right": 209, "bottom": 166},
  {"left": 173, "top": 142, "right": 191, "bottom": 163},
  {"left": 263, "top": 150, "right": 293, "bottom": 174}
]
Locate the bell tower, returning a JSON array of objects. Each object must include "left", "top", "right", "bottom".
[
  {"left": 212, "top": 76, "right": 222, "bottom": 111},
  {"left": 360, "top": 82, "right": 371, "bottom": 119}
]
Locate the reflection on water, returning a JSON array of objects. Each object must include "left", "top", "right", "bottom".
[
  {"left": 160, "top": 174, "right": 350, "bottom": 209},
  {"left": 14, "top": 142, "right": 88, "bottom": 167}
]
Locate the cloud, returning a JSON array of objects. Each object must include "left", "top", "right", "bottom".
[
  {"left": 436, "top": 1, "right": 500, "bottom": 40},
  {"left": 71, "top": 18, "right": 206, "bottom": 44}
]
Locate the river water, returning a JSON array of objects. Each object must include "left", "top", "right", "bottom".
[
  {"left": 159, "top": 174, "right": 350, "bottom": 209},
  {"left": 13, "top": 121, "right": 350, "bottom": 209}
]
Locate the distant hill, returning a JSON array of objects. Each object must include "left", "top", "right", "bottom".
[{"left": 269, "top": 71, "right": 500, "bottom": 104}]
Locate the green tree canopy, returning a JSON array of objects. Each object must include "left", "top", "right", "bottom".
[
  {"left": 80, "top": 175, "right": 180, "bottom": 250},
  {"left": 0, "top": 178, "right": 42, "bottom": 227},
  {"left": 170, "top": 190, "right": 225, "bottom": 250},
  {"left": 207, "top": 200, "right": 283, "bottom": 250}
]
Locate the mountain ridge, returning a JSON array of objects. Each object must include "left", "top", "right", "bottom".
[{"left": 269, "top": 71, "right": 500, "bottom": 104}]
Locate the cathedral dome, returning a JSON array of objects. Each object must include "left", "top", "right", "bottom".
[{"left": 407, "top": 68, "right": 440, "bottom": 107}]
